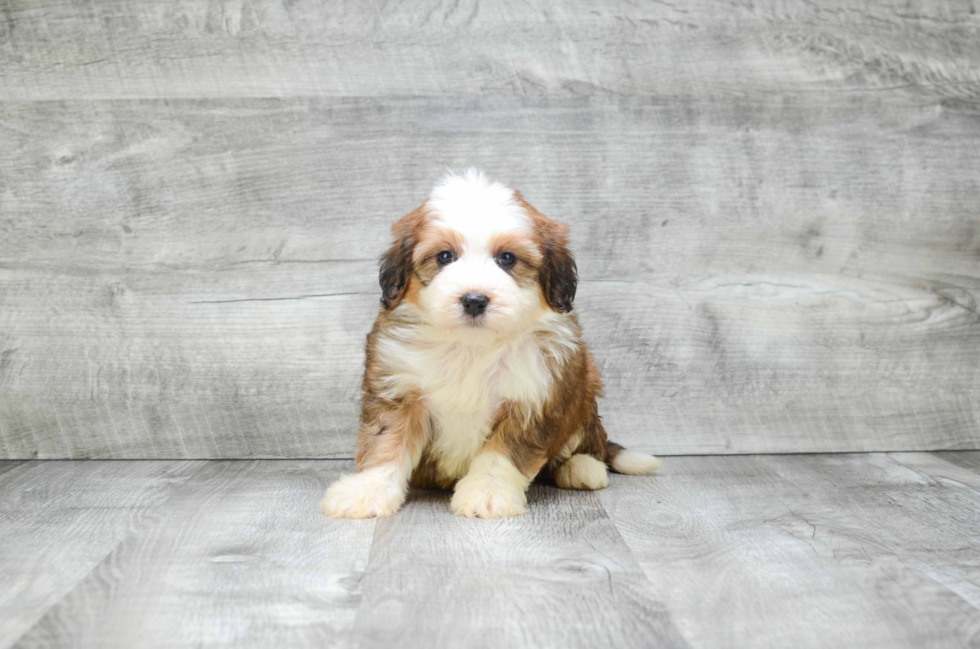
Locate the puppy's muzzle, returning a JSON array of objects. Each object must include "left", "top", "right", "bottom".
[{"left": 461, "top": 293, "right": 489, "bottom": 317}]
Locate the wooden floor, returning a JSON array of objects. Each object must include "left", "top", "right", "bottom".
[{"left": 1, "top": 453, "right": 979, "bottom": 648}]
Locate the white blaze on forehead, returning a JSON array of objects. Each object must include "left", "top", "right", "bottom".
[{"left": 427, "top": 169, "right": 529, "bottom": 249}]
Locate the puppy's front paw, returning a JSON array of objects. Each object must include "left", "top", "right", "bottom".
[
  {"left": 320, "top": 468, "right": 405, "bottom": 519},
  {"left": 450, "top": 473, "right": 527, "bottom": 519}
]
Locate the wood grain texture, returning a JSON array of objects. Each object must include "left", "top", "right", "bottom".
[
  {"left": 1, "top": 0, "right": 979, "bottom": 458},
  {"left": 1, "top": 94, "right": 978, "bottom": 457},
  {"left": 3, "top": 455, "right": 979, "bottom": 647},
  {"left": 353, "top": 486, "right": 687, "bottom": 649},
  {"left": 1, "top": 0, "right": 979, "bottom": 100},
  {"left": 0, "top": 460, "right": 202, "bottom": 647},
  {"left": 11, "top": 460, "right": 375, "bottom": 649},
  {"left": 600, "top": 453, "right": 980, "bottom": 648}
]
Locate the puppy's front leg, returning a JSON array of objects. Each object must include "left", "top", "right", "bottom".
[
  {"left": 451, "top": 404, "right": 546, "bottom": 519},
  {"left": 321, "top": 396, "right": 428, "bottom": 519}
]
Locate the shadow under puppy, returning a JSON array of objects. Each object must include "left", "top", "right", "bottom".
[{"left": 322, "top": 169, "right": 660, "bottom": 519}]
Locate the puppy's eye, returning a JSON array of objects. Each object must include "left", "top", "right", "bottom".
[
  {"left": 497, "top": 252, "right": 517, "bottom": 269},
  {"left": 436, "top": 250, "right": 455, "bottom": 266}
]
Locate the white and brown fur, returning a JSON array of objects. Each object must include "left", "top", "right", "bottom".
[{"left": 321, "top": 169, "right": 660, "bottom": 519}]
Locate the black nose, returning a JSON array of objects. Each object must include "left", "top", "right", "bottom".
[{"left": 461, "top": 293, "right": 489, "bottom": 317}]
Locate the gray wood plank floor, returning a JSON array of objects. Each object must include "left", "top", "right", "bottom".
[{"left": 2, "top": 454, "right": 978, "bottom": 648}]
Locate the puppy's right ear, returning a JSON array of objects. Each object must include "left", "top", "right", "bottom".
[{"left": 379, "top": 206, "right": 427, "bottom": 309}]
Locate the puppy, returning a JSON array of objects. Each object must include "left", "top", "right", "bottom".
[{"left": 321, "top": 169, "right": 660, "bottom": 519}]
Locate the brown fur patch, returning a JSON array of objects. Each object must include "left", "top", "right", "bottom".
[
  {"left": 354, "top": 390, "right": 429, "bottom": 471},
  {"left": 513, "top": 192, "right": 578, "bottom": 313},
  {"left": 409, "top": 455, "right": 455, "bottom": 489},
  {"left": 381, "top": 212, "right": 469, "bottom": 295},
  {"left": 489, "top": 231, "right": 544, "bottom": 267},
  {"left": 355, "top": 305, "right": 432, "bottom": 471},
  {"left": 414, "top": 227, "right": 465, "bottom": 269},
  {"left": 487, "top": 231, "right": 543, "bottom": 289},
  {"left": 379, "top": 205, "right": 431, "bottom": 309},
  {"left": 403, "top": 275, "right": 423, "bottom": 306}
]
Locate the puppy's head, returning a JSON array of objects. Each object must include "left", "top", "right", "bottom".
[{"left": 379, "top": 170, "right": 577, "bottom": 336}]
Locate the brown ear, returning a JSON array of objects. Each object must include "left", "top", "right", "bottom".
[
  {"left": 513, "top": 192, "right": 578, "bottom": 313},
  {"left": 539, "top": 219, "right": 578, "bottom": 313},
  {"left": 379, "top": 206, "right": 427, "bottom": 309}
]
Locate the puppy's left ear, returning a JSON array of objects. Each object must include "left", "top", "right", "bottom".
[
  {"left": 379, "top": 206, "right": 427, "bottom": 309},
  {"left": 539, "top": 219, "right": 578, "bottom": 313},
  {"left": 514, "top": 191, "right": 578, "bottom": 313}
]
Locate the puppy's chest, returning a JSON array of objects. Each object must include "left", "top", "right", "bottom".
[
  {"left": 419, "top": 341, "right": 551, "bottom": 475},
  {"left": 377, "top": 326, "right": 560, "bottom": 477},
  {"left": 418, "top": 340, "right": 551, "bottom": 418}
]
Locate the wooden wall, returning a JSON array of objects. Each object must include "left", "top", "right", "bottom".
[{"left": 1, "top": 0, "right": 978, "bottom": 458}]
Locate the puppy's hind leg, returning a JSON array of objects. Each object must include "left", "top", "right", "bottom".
[{"left": 321, "top": 397, "right": 429, "bottom": 519}]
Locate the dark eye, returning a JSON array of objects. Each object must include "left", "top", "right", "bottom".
[
  {"left": 436, "top": 250, "right": 455, "bottom": 266},
  {"left": 497, "top": 252, "right": 516, "bottom": 269}
]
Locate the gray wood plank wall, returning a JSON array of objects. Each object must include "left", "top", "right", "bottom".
[{"left": 1, "top": 0, "right": 978, "bottom": 458}]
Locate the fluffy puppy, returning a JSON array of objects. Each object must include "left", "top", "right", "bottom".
[{"left": 321, "top": 169, "right": 660, "bottom": 519}]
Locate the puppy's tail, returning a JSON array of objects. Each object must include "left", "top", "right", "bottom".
[{"left": 605, "top": 441, "right": 661, "bottom": 475}]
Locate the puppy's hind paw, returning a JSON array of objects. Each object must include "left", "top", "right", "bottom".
[{"left": 554, "top": 454, "right": 609, "bottom": 490}]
